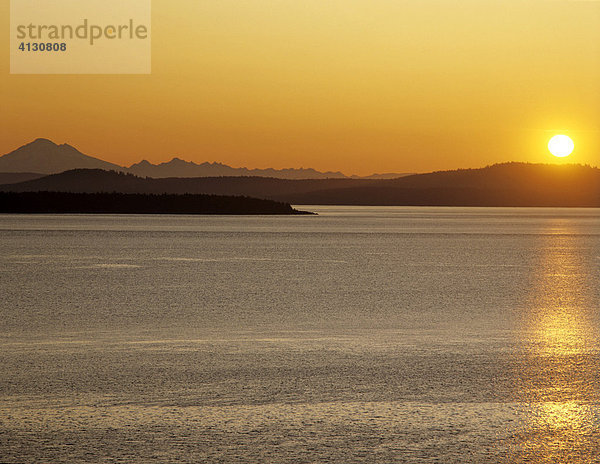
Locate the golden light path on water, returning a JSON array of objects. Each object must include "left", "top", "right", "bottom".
[{"left": 515, "top": 219, "right": 600, "bottom": 462}]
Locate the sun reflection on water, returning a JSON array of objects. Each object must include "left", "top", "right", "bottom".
[{"left": 514, "top": 222, "right": 600, "bottom": 462}]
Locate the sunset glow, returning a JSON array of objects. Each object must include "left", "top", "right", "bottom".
[{"left": 1, "top": 0, "right": 599, "bottom": 174}]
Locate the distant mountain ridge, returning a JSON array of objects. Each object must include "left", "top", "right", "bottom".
[
  {"left": 0, "top": 172, "right": 45, "bottom": 185},
  {"left": 0, "top": 169, "right": 371, "bottom": 197},
  {"left": 2, "top": 162, "right": 599, "bottom": 207},
  {"left": 128, "top": 157, "right": 349, "bottom": 179},
  {"left": 0, "top": 139, "right": 411, "bottom": 179}
]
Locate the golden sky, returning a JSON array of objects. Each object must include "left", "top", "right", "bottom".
[{"left": 1, "top": 0, "right": 599, "bottom": 175}]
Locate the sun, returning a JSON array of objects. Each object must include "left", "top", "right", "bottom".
[{"left": 548, "top": 135, "right": 574, "bottom": 158}]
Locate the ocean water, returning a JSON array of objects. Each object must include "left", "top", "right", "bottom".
[{"left": 1, "top": 206, "right": 600, "bottom": 463}]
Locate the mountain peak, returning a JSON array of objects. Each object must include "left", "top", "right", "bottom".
[
  {"left": 168, "top": 157, "right": 191, "bottom": 165},
  {"left": 129, "top": 160, "right": 152, "bottom": 168},
  {"left": 30, "top": 138, "right": 58, "bottom": 147},
  {"left": 0, "top": 139, "right": 125, "bottom": 174}
]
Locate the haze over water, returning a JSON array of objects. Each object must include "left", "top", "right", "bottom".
[{"left": 1, "top": 207, "right": 600, "bottom": 463}]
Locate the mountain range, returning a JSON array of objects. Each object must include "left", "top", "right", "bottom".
[
  {"left": 0, "top": 139, "right": 410, "bottom": 180},
  {"left": 2, "top": 163, "right": 599, "bottom": 207}
]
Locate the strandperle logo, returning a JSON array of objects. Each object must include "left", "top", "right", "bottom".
[
  {"left": 16, "top": 19, "right": 149, "bottom": 46},
  {"left": 10, "top": 0, "right": 151, "bottom": 74}
]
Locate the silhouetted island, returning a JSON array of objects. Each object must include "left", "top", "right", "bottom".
[{"left": 0, "top": 191, "right": 312, "bottom": 215}]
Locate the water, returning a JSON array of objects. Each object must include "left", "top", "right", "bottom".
[{"left": 1, "top": 206, "right": 600, "bottom": 463}]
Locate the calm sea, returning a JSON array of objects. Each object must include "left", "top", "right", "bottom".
[{"left": 1, "top": 207, "right": 600, "bottom": 463}]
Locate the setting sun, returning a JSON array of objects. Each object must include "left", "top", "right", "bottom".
[{"left": 548, "top": 135, "right": 575, "bottom": 158}]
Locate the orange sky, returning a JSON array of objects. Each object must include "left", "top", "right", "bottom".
[{"left": 1, "top": 0, "right": 599, "bottom": 175}]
